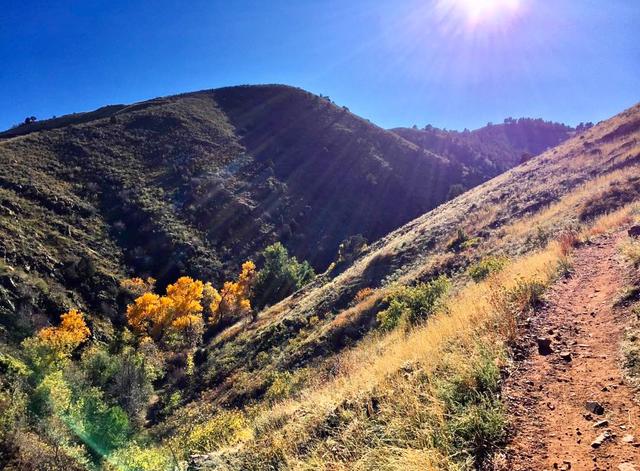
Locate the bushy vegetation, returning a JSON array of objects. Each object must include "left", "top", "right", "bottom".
[
  {"left": 377, "top": 276, "right": 450, "bottom": 330},
  {"left": 446, "top": 229, "right": 481, "bottom": 253},
  {"left": 0, "top": 310, "right": 141, "bottom": 468},
  {"left": 621, "top": 239, "right": 640, "bottom": 268},
  {"left": 252, "top": 243, "right": 315, "bottom": 309},
  {"left": 467, "top": 256, "right": 509, "bottom": 282},
  {"left": 0, "top": 259, "right": 262, "bottom": 470}
]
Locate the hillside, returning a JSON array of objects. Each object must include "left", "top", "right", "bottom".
[
  {"left": 0, "top": 85, "right": 484, "bottom": 344},
  {"left": 188, "top": 104, "right": 638, "bottom": 404},
  {"left": 171, "top": 102, "right": 639, "bottom": 469},
  {"left": 1, "top": 87, "right": 638, "bottom": 470},
  {"left": 393, "top": 118, "right": 575, "bottom": 180}
]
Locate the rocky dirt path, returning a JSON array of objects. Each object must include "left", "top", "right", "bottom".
[{"left": 505, "top": 230, "right": 640, "bottom": 470}]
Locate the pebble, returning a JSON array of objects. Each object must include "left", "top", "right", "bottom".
[
  {"left": 560, "top": 351, "right": 572, "bottom": 362},
  {"left": 591, "top": 430, "right": 612, "bottom": 448},
  {"left": 585, "top": 401, "right": 605, "bottom": 415}
]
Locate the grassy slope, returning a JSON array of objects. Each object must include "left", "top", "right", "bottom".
[
  {"left": 168, "top": 102, "right": 640, "bottom": 468},
  {"left": 0, "top": 85, "right": 480, "bottom": 343}
]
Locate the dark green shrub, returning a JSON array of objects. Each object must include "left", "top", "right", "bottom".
[
  {"left": 80, "top": 346, "right": 118, "bottom": 389},
  {"left": 448, "top": 398, "right": 505, "bottom": 462},
  {"left": 467, "top": 256, "right": 508, "bottom": 282},
  {"left": 435, "top": 349, "right": 505, "bottom": 465},
  {"left": 80, "top": 344, "right": 163, "bottom": 426},
  {"left": 253, "top": 243, "right": 315, "bottom": 309},
  {"left": 507, "top": 278, "right": 546, "bottom": 312},
  {"left": 447, "top": 229, "right": 479, "bottom": 252},
  {"left": 377, "top": 276, "right": 450, "bottom": 330}
]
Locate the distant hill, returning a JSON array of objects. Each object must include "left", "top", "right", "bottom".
[
  {"left": 393, "top": 118, "right": 575, "bottom": 180},
  {"left": 0, "top": 84, "right": 493, "bottom": 341}
]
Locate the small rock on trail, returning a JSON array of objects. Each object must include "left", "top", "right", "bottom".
[
  {"left": 591, "top": 430, "right": 612, "bottom": 448},
  {"left": 585, "top": 401, "right": 605, "bottom": 415},
  {"left": 537, "top": 337, "right": 553, "bottom": 355},
  {"left": 559, "top": 351, "right": 572, "bottom": 362}
]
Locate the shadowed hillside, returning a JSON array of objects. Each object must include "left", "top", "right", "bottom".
[{"left": 0, "top": 85, "right": 484, "bottom": 343}]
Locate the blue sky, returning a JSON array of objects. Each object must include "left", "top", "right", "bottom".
[{"left": 1, "top": 0, "right": 638, "bottom": 131}]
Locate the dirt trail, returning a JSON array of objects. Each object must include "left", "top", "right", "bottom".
[{"left": 505, "top": 230, "right": 640, "bottom": 470}]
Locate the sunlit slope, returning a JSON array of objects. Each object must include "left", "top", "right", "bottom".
[
  {"left": 0, "top": 85, "right": 478, "bottom": 342},
  {"left": 197, "top": 102, "right": 640, "bottom": 407}
]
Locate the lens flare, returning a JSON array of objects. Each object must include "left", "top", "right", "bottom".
[{"left": 447, "top": 0, "right": 520, "bottom": 25}]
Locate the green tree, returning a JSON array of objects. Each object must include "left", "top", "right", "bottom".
[
  {"left": 253, "top": 243, "right": 315, "bottom": 309},
  {"left": 80, "top": 388, "right": 130, "bottom": 454}
]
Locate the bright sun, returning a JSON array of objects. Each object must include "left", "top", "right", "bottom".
[{"left": 451, "top": 0, "right": 520, "bottom": 24}]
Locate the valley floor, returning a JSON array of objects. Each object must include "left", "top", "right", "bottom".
[{"left": 505, "top": 230, "right": 640, "bottom": 470}]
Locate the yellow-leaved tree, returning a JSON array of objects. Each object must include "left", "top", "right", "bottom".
[
  {"left": 126, "top": 277, "right": 205, "bottom": 347},
  {"left": 209, "top": 261, "right": 256, "bottom": 325},
  {"left": 125, "top": 262, "right": 256, "bottom": 349},
  {"left": 37, "top": 309, "right": 91, "bottom": 354},
  {"left": 22, "top": 309, "right": 91, "bottom": 376}
]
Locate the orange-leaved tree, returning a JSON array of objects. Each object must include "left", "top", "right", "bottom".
[
  {"left": 126, "top": 277, "right": 205, "bottom": 346},
  {"left": 125, "top": 262, "right": 256, "bottom": 348},
  {"left": 37, "top": 309, "right": 91, "bottom": 355},
  {"left": 209, "top": 261, "right": 256, "bottom": 325}
]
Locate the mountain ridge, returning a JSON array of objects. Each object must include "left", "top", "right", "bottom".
[{"left": 393, "top": 117, "right": 576, "bottom": 180}]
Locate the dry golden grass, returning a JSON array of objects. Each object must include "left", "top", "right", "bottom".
[
  {"left": 503, "top": 166, "right": 640, "bottom": 240},
  {"left": 328, "top": 289, "right": 385, "bottom": 331},
  {"left": 620, "top": 238, "right": 640, "bottom": 268},
  {"left": 207, "top": 197, "right": 640, "bottom": 470},
  {"left": 210, "top": 236, "right": 568, "bottom": 470},
  {"left": 586, "top": 203, "right": 638, "bottom": 237}
]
